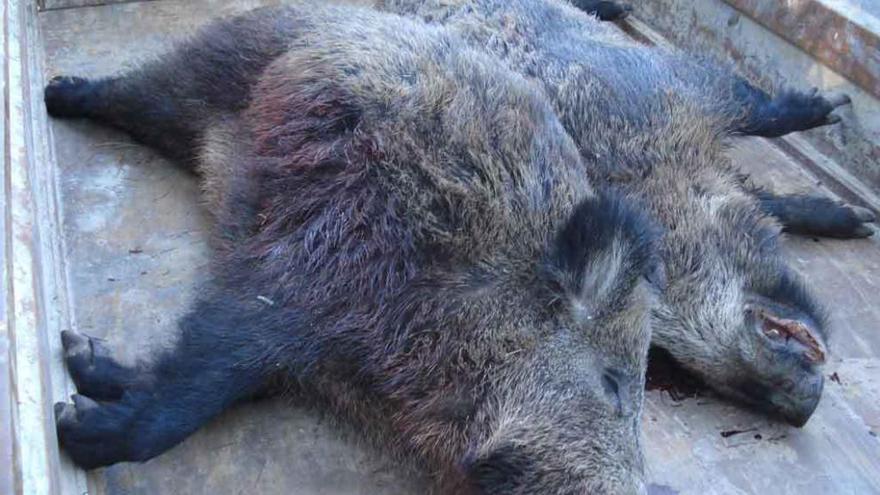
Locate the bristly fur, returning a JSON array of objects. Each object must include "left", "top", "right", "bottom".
[
  {"left": 379, "top": 0, "right": 830, "bottom": 424},
  {"left": 547, "top": 189, "right": 660, "bottom": 320},
  {"left": 46, "top": 4, "right": 656, "bottom": 493}
]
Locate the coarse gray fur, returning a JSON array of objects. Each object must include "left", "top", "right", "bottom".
[{"left": 378, "top": 0, "right": 832, "bottom": 425}]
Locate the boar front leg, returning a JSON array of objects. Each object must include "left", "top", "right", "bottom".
[
  {"left": 55, "top": 281, "right": 304, "bottom": 469},
  {"left": 43, "top": 7, "right": 300, "bottom": 167}
]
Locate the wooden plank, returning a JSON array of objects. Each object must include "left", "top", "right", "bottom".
[{"left": 645, "top": 359, "right": 880, "bottom": 494}]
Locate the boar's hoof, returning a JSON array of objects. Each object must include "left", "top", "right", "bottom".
[
  {"left": 824, "top": 203, "right": 876, "bottom": 238},
  {"left": 61, "top": 330, "right": 132, "bottom": 401},
  {"left": 44, "top": 75, "right": 93, "bottom": 118},
  {"left": 56, "top": 393, "right": 132, "bottom": 469},
  {"left": 776, "top": 88, "right": 852, "bottom": 133},
  {"left": 572, "top": 1, "right": 633, "bottom": 21}
]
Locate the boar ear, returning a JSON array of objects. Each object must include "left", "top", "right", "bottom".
[
  {"left": 748, "top": 305, "right": 827, "bottom": 364},
  {"left": 547, "top": 191, "right": 658, "bottom": 317},
  {"left": 464, "top": 444, "right": 533, "bottom": 495}
]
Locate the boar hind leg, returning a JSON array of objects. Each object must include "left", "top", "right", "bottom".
[
  {"left": 55, "top": 286, "right": 299, "bottom": 469},
  {"left": 732, "top": 79, "right": 851, "bottom": 137},
  {"left": 44, "top": 8, "right": 298, "bottom": 167},
  {"left": 758, "top": 192, "right": 876, "bottom": 238},
  {"left": 569, "top": 1, "right": 633, "bottom": 21}
]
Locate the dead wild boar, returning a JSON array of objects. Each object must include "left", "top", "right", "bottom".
[
  {"left": 377, "top": 0, "right": 877, "bottom": 425},
  {"left": 45, "top": 4, "right": 658, "bottom": 493}
]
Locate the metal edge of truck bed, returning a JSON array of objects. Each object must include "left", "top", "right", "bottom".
[{"left": 2, "top": 0, "right": 85, "bottom": 493}]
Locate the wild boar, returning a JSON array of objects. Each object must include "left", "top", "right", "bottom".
[
  {"left": 46, "top": 4, "right": 658, "bottom": 493},
  {"left": 377, "top": 0, "right": 874, "bottom": 425}
]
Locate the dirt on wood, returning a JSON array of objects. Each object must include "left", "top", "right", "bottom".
[{"left": 645, "top": 347, "right": 708, "bottom": 401}]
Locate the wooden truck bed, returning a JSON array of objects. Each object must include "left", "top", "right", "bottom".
[{"left": 3, "top": 0, "right": 878, "bottom": 493}]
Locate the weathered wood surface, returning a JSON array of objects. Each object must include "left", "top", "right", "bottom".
[
  {"left": 35, "top": 1, "right": 880, "bottom": 494},
  {"left": 643, "top": 138, "right": 880, "bottom": 494}
]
